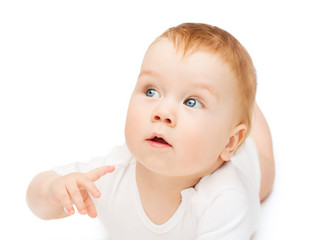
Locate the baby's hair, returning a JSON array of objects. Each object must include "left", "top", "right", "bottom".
[{"left": 156, "top": 23, "right": 257, "bottom": 144}]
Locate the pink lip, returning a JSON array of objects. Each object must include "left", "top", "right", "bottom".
[{"left": 146, "top": 133, "right": 172, "bottom": 148}]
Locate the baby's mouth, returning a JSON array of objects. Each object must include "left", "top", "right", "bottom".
[
  {"left": 147, "top": 136, "right": 172, "bottom": 148},
  {"left": 152, "top": 136, "right": 169, "bottom": 145}
]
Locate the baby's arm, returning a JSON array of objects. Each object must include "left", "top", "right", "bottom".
[
  {"left": 26, "top": 166, "right": 114, "bottom": 220},
  {"left": 250, "top": 103, "right": 275, "bottom": 202}
]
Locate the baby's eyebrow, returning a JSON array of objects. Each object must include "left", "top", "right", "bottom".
[
  {"left": 138, "top": 70, "right": 161, "bottom": 79},
  {"left": 192, "top": 81, "right": 218, "bottom": 100}
]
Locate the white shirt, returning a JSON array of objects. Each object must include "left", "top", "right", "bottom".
[{"left": 53, "top": 137, "right": 261, "bottom": 240}]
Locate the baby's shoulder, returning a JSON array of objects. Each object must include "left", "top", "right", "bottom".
[
  {"left": 193, "top": 161, "right": 247, "bottom": 205},
  {"left": 190, "top": 159, "right": 261, "bottom": 221},
  {"left": 194, "top": 138, "right": 260, "bottom": 203},
  {"left": 190, "top": 159, "right": 261, "bottom": 233}
]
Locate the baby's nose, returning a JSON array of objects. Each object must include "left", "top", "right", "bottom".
[{"left": 152, "top": 110, "right": 176, "bottom": 127}]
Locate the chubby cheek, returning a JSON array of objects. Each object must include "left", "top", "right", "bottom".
[
  {"left": 175, "top": 119, "right": 226, "bottom": 171},
  {"left": 124, "top": 100, "right": 146, "bottom": 152},
  {"left": 125, "top": 106, "right": 138, "bottom": 146}
]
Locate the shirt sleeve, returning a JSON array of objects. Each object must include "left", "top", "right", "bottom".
[{"left": 196, "top": 189, "right": 253, "bottom": 240}]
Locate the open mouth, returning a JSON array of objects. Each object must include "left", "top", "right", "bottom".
[
  {"left": 147, "top": 136, "right": 172, "bottom": 148},
  {"left": 152, "top": 137, "right": 169, "bottom": 145}
]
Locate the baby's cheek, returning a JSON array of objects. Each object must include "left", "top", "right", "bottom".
[
  {"left": 125, "top": 107, "right": 144, "bottom": 144},
  {"left": 177, "top": 127, "right": 219, "bottom": 163},
  {"left": 125, "top": 117, "right": 136, "bottom": 143}
]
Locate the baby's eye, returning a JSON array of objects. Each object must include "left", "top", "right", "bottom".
[
  {"left": 184, "top": 98, "right": 203, "bottom": 108},
  {"left": 145, "top": 89, "right": 160, "bottom": 98}
]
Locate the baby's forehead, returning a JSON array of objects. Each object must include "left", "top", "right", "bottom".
[
  {"left": 149, "top": 38, "right": 233, "bottom": 74},
  {"left": 147, "top": 39, "right": 234, "bottom": 75},
  {"left": 142, "top": 40, "right": 238, "bottom": 94},
  {"left": 150, "top": 37, "right": 214, "bottom": 56},
  {"left": 148, "top": 38, "right": 219, "bottom": 63}
]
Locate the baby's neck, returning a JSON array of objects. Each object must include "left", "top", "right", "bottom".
[
  {"left": 136, "top": 162, "right": 200, "bottom": 195},
  {"left": 136, "top": 162, "right": 200, "bottom": 225}
]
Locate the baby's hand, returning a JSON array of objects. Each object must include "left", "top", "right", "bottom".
[{"left": 47, "top": 166, "right": 115, "bottom": 218}]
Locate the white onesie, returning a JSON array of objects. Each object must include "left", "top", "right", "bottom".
[{"left": 53, "top": 137, "right": 261, "bottom": 240}]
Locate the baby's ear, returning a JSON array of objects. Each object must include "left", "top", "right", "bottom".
[{"left": 220, "top": 124, "right": 247, "bottom": 161}]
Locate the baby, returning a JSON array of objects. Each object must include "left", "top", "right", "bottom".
[{"left": 27, "top": 23, "right": 275, "bottom": 239}]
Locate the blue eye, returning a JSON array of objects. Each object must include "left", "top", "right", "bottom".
[
  {"left": 145, "top": 89, "right": 160, "bottom": 98},
  {"left": 184, "top": 98, "right": 203, "bottom": 108}
]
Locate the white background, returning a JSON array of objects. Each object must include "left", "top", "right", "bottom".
[{"left": 1, "top": 0, "right": 310, "bottom": 239}]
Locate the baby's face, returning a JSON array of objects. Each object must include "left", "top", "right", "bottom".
[{"left": 125, "top": 39, "right": 240, "bottom": 178}]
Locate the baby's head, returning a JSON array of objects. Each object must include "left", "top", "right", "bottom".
[{"left": 125, "top": 23, "right": 256, "bottom": 179}]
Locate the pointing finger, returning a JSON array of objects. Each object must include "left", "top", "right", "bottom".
[
  {"left": 76, "top": 175, "right": 101, "bottom": 198},
  {"left": 86, "top": 166, "right": 115, "bottom": 182}
]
